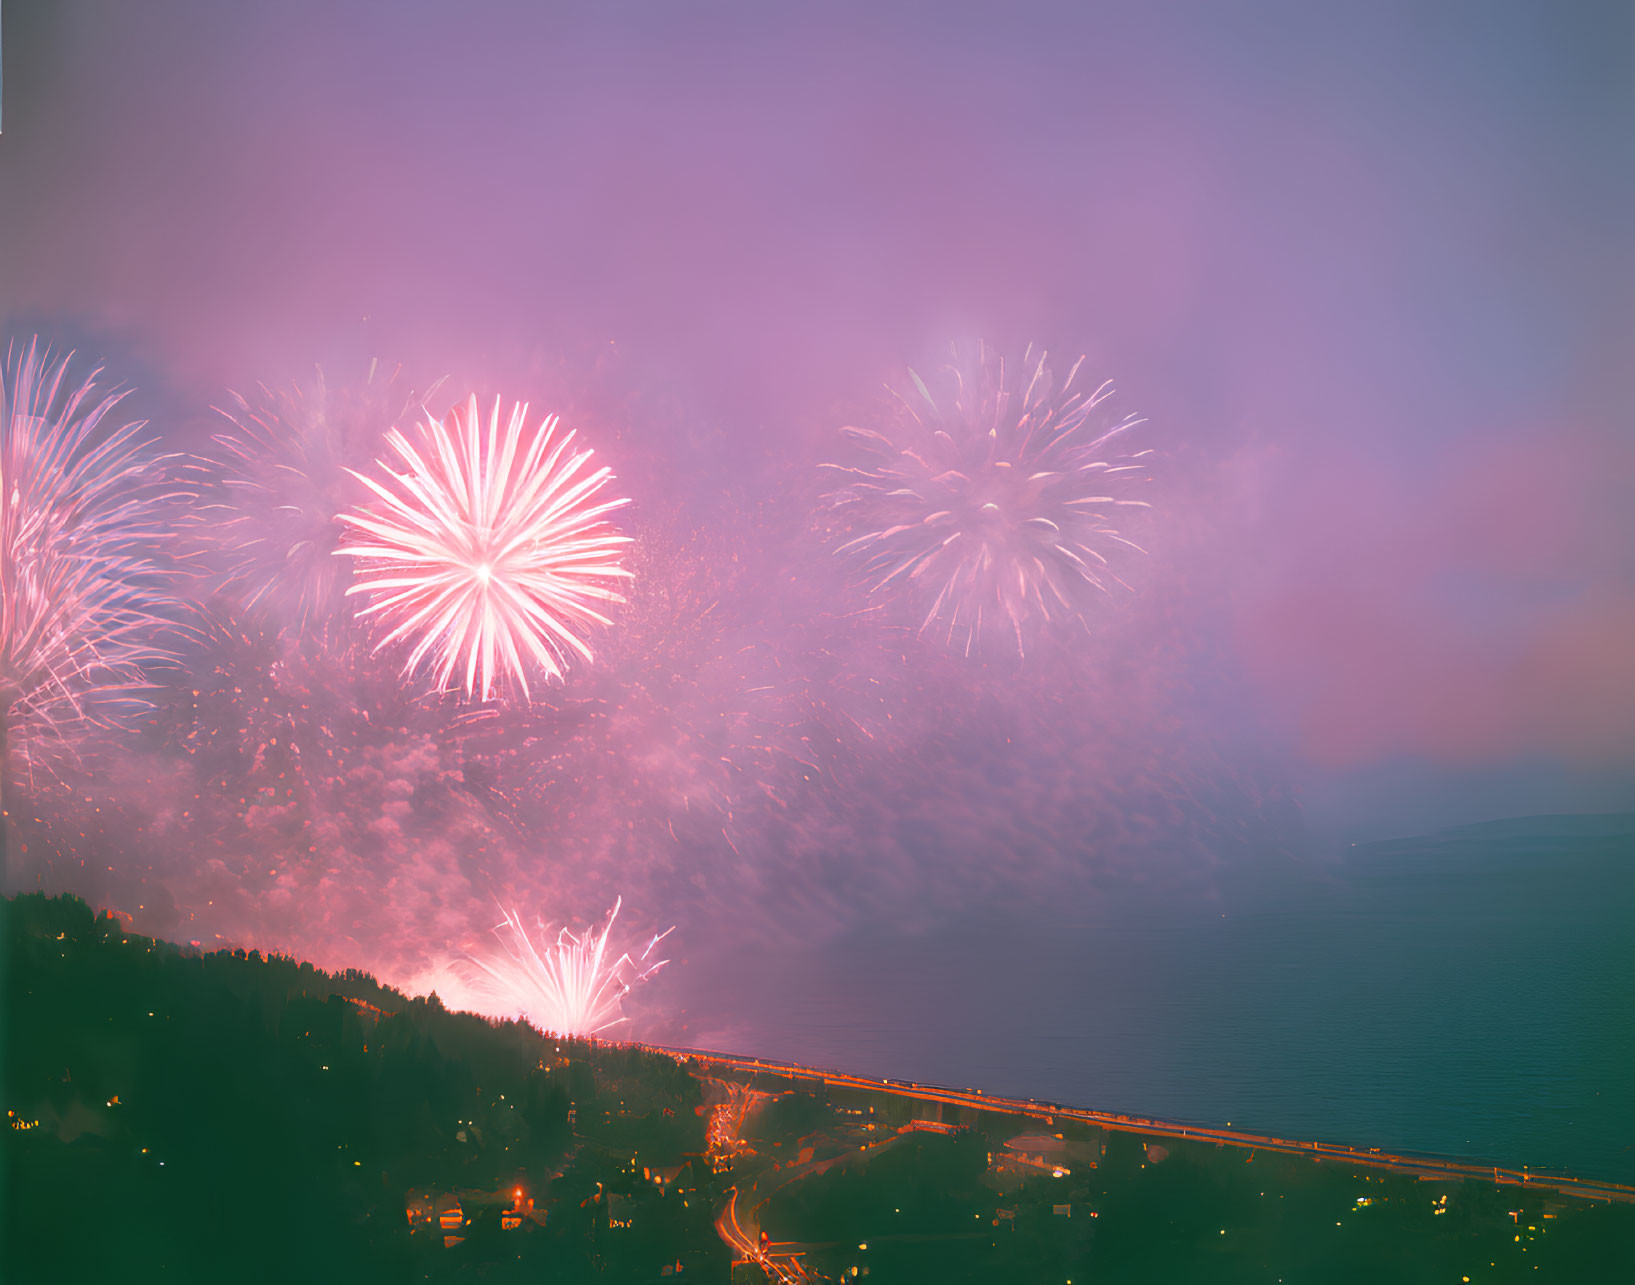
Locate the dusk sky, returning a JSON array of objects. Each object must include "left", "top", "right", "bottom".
[{"left": 2, "top": 1, "right": 1631, "bottom": 1029}]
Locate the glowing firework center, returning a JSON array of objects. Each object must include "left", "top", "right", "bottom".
[{"left": 337, "top": 394, "right": 632, "bottom": 701}]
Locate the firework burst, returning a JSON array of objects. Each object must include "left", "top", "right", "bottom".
[
  {"left": 466, "top": 898, "right": 673, "bottom": 1037},
  {"left": 0, "top": 339, "right": 181, "bottom": 775},
  {"left": 824, "top": 343, "right": 1152, "bottom": 656},
  {"left": 190, "top": 362, "right": 440, "bottom": 630},
  {"left": 338, "top": 394, "right": 632, "bottom": 701}
]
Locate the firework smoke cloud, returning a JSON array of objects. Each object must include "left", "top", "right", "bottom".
[
  {"left": 825, "top": 343, "right": 1152, "bottom": 657},
  {"left": 338, "top": 393, "right": 633, "bottom": 702}
]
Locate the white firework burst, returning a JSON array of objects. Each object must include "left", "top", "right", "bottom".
[
  {"left": 824, "top": 343, "right": 1152, "bottom": 656},
  {"left": 467, "top": 898, "right": 673, "bottom": 1037},
  {"left": 337, "top": 394, "right": 632, "bottom": 701},
  {"left": 191, "top": 362, "right": 441, "bottom": 630}
]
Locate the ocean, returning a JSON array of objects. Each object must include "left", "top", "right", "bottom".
[{"left": 684, "top": 815, "right": 1635, "bottom": 1183}]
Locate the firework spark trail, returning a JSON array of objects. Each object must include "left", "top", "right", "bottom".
[
  {"left": 442, "top": 514, "right": 881, "bottom": 899},
  {"left": 157, "top": 607, "right": 315, "bottom": 785},
  {"left": 0, "top": 338, "right": 183, "bottom": 768},
  {"left": 463, "top": 525, "right": 786, "bottom": 813},
  {"left": 338, "top": 394, "right": 632, "bottom": 701},
  {"left": 467, "top": 897, "right": 674, "bottom": 1037},
  {"left": 159, "top": 600, "right": 427, "bottom": 782},
  {"left": 824, "top": 343, "right": 1152, "bottom": 657},
  {"left": 189, "top": 362, "right": 442, "bottom": 630}
]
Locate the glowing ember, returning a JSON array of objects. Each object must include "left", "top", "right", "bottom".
[
  {"left": 337, "top": 394, "right": 632, "bottom": 701},
  {"left": 466, "top": 898, "right": 673, "bottom": 1037}
]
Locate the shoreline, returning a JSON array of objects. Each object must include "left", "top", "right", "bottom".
[{"left": 634, "top": 1040, "right": 1635, "bottom": 1206}]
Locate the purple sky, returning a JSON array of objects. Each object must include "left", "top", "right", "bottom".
[{"left": 2, "top": 2, "right": 1631, "bottom": 1006}]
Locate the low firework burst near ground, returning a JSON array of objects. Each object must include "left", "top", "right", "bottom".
[
  {"left": 825, "top": 344, "right": 1153, "bottom": 657},
  {"left": 466, "top": 898, "right": 674, "bottom": 1037},
  {"left": 338, "top": 394, "right": 632, "bottom": 701}
]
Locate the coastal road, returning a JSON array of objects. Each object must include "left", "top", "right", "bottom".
[
  {"left": 653, "top": 1044, "right": 1635, "bottom": 1208},
  {"left": 702, "top": 1077, "right": 812, "bottom": 1283}
]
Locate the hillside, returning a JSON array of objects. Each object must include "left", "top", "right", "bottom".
[
  {"left": 2, "top": 893, "right": 725, "bottom": 1283},
  {"left": 5, "top": 892, "right": 1632, "bottom": 1283}
]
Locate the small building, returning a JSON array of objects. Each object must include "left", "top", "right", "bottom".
[
  {"left": 1006, "top": 1134, "right": 1067, "bottom": 1164},
  {"left": 405, "top": 1191, "right": 437, "bottom": 1226},
  {"left": 404, "top": 1189, "right": 464, "bottom": 1231}
]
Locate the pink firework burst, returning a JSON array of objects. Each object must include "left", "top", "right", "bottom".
[
  {"left": 466, "top": 897, "right": 673, "bottom": 1037},
  {"left": 1, "top": 339, "right": 182, "bottom": 765},
  {"left": 337, "top": 394, "right": 632, "bottom": 701},
  {"left": 189, "top": 362, "right": 442, "bottom": 631},
  {"left": 824, "top": 343, "right": 1153, "bottom": 657}
]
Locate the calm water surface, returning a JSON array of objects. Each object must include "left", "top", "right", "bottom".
[{"left": 684, "top": 817, "right": 1635, "bottom": 1182}]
